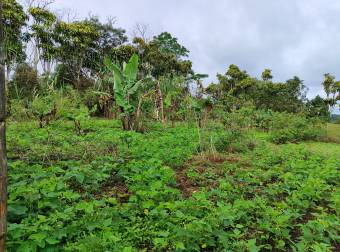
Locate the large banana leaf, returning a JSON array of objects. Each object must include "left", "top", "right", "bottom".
[
  {"left": 104, "top": 55, "right": 144, "bottom": 115},
  {"left": 124, "top": 54, "right": 139, "bottom": 84},
  {"left": 104, "top": 57, "right": 123, "bottom": 93},
  {"left": 127, "top": 77, "right": 152, "bottom": 95}
]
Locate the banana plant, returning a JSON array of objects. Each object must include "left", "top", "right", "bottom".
[{"left": 104, "top": 54, "right": 149, "bottom": 130}]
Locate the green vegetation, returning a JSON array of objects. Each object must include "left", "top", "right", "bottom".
[
  {"left": 6, "top": 119, "right": 340, "bottom": 251},
  {"left": 323, "top": 123, "right": 340, "bottom": 144},
  {"left": 1, "top": 1, "right": 340, "bottom": 251}
]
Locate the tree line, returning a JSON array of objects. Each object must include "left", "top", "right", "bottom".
[{"left": 2, "top": 0, "right": 340, "bottom": 130}]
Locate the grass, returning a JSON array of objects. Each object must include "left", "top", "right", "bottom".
[
  {"left": 303, "top": 142, "right": 340, "bottom": 156},
  {"left": 326, "top": 123, "right": 340, "bottom": 143}
]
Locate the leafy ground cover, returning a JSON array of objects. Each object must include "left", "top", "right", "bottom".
[{"left": 6, "top": 119, "right": 340, "bottom": 251}]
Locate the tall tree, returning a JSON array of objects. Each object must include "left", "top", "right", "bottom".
[
  {"left": 261, "top": 69, "right": 273, "bottom": 81},
  {"left": 54, "top": 17, "right": 127, "bottom": 89},
  {"left": 306, "top": 95, "right": 330, "bottom": 120},
  {"left": 322, "top": 73, "right": 339, "bottom": 110},
  {"left": 153, "top": 32, "right": 189, "bottom": 59},
  {"left": 217, "top": 64, "right": 249, "bottom": 92},
  {"left": 0, "top": 0, "right": 8, "bottom": 249},
  {"left": 322, "top": 73, "right": 334, "bottom": 100},
  {"left": 28, "top": 6, "right": 57, "bottom": 75},
  {"left": 54, "top": 20, "right": 99, "bottom": 89},
  {"left": 133, "top": 35, "right": 192, "bottom": 124},
  {"left": 3, "top": 0, "right": 27, "bottom": 80},
  {"left": 82, "top": 16, "right": 127, "bottom": 74}
]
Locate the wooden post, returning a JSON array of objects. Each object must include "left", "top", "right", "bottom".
[{"left": 0, "top": 0, "right": 8, "bottom": 250}]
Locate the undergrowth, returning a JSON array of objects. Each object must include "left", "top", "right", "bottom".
[{"left": 6, "top": 119, "right": 340, "bottom": 251}]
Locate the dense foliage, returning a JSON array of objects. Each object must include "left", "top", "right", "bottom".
[
  {"left": 3, "top": 0, "right": 339, "bottom": 123},
  {"left": 1, "top": 1, "right": 340, "bottom": 251},
  {"left": 6, "top": 119, "right": 340, "bottom": 251}
]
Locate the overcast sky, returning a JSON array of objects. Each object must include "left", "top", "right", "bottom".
[{"left": 28, "top": 0, "right": 340, "bottom": 111}]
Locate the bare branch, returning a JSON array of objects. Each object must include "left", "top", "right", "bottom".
[
  {"left": 131, "top": 22, "right": 151, "bottom": 41},
  {"left": 24, "top": 0, "right": 55, "bottom": 9}
]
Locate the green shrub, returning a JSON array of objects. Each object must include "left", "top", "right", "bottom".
[
  {"left": 199, "top": 123, "right": 255, "bottom": 153},
  {"left": 269, "top": 113, "right": 323, "bottom": 144},
  {"left": 25, "top": 87, "right": 91, "bottom": 130},
  {"left": 223, "top": 106, "right": 256, "bottom": 129},
  {"left": 252, "top": 109, "right": 275, "bottom": 130},
  {"left": 30, "top": 95, "right": 56, "bottom": 127},
  {"left": 222, "top": 109, "right": 323, "bottom": 144},
  {"left": 9, "top": 63, "right": 39, "bottom": 99},
  {"left": 8, "top": 99, "right": 30, "bottom": 121}
]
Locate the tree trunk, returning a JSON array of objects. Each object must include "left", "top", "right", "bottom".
[
  {"left": 33, "top": 40, "right": 40, "bottom": 72},
  {"left": 170, "top": 105, "right": 175, "bottom": 127},
  {"left": 154, "top": 98, "right": 159, "bottom": 120},
  {"left": 120, "top": 105, "right": 132, "bottom": 131},
  {"left": 43, "top": 60, "right": 52, "bottom": 78},
  {"left": 122, "top": 115, "right": 132, "bottom": 131},
  {"left": 197, "top": 80, "right": 204, "bottom": 99},
  {"left": 0, "top": 1, "right": 8, "bottom": 249},
  {"left": 103, "top": 98, "right": 115, "bottom": 119},
  {"left": 203, "top": 106, "right": 212, "bottom": 124},
  {"left": 5, "top": 65, "right": 9, "bottom": 86},
  {"left": 155, "top": 81, "right": 165, "bottom": 125},
  {"left": 135, "top": 90, "right": 154, "bottom": 132},
  {"left": 75, "top": 58, "right": 84, "bottom": 90}
]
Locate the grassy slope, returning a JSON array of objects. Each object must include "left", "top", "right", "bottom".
[
  {"left": 301, "top": 123, "right": 340, "bottom": 156},
  {"left": 327, "top": 123, "right": 340, "bottom": 139},
  {"left": 326, "top": 123, "right": 340, "bottom": 140},
  {"left": 6, "top": 119, "right": 340, "bottom": 252}
]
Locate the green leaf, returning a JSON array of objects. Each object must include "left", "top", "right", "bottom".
[
  {"left": 46, "top": 237, "right": 59, "bottom": 245},
  {"left": 29, "top": 233, "right": 47, "bottom": 248},
  {"left": 124, "top": 54, "right": 139, "bottom": 83},
  {"left": 127, "top": 79, "right": 145, "bottom": 95},
  {"left": 74, "top": 173, "right": 85, "bottom": 184},
  {"left": 115, "top": 90, "right": 129, "bottom": 110},
  {"left": 104, "top": 57, "right": 123, "bottom": 93},
  {"left": 175, "top": 241, "right": 186, "bottom": 250},
  {"left": 8, "top": 204, "right": 28, "bottom": 216},
  {"left": 247, "top": 239, "right": 261, "bottom": 252},
  {"left": 122, "top": 247, "right": 134, "bottom": 252},
  {"left": 76, "top": 201, "right": 94, "bottom": 214}
]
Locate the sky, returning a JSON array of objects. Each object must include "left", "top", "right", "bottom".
[{"left": 25, "top": 0, "right": 340, "bottom": 112}]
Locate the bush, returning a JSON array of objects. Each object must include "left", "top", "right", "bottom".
[
  {"left": 199, "top": 123, "right": 255, "bottom": 153},
  {"left": 223, "top": 109, "right": 323, "bottom": 144},
  {"left": 10, "top": 63, "right": 39, "bottom": 99},
  {"left": 8, "top": 99, "right": 30, "bottom": 121},
  {"left": 223, "top": 106, "right": 255, "bottom": 129},
  {"left": 30, "top": 95, "right": 56, "bottom": 127},
  {"left": 252, "top": 109, "right": 275, "bottom": 130},
  {"left": 27, "top": 87, "right": 90, "bottom": 130},
  {"left": 268, "top": 113, "right": 323, "bottom": 144},
  {"left": 53, "top": 64, "right": 95, "bottom": 90}
]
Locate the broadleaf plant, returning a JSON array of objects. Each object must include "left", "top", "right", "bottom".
[{"left": 104, "top": 54, "right": 149, "bottom": 130}]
